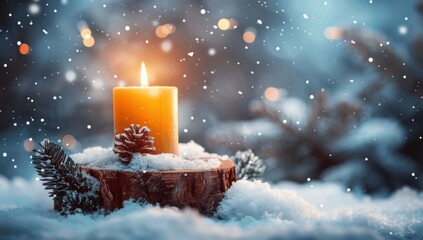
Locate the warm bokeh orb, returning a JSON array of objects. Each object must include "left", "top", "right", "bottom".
[
  {"left": 162, "top": 24, "right": 176, "bottom": 34},
  {"left": 324, "top": 27, "right": 343, "bottom": 40},
  {"left": 156, "top": 26, "right": 168, "bottom": 38},
  {"left": 19, "top": 43, "right": 30, "bottom": 55},
  {"left": 62, "top": 135, "right": 77, "bottom": 149},
  {"left": 156, "top": 24, "right": 176, "bottom": 38},
  {"left": 23, "top": 138, "right": 35, "bottom": 152},
  {"left": 264, "top": 87, "right": 280, "bottom": 101},
  {"left": 83, "top": 36, "right": 95, "bottom": 47},
  {"left": 218, "top": 18, "right": 231, "bottom": 30},
  {"left": 80, "top": 28, "right": 92, "bottom": 40},
  {"left": 243, "top": 31, "right": 256, "bottom": 43}
]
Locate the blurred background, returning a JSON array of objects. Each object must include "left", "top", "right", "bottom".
[{"left": 0, "top": 0, "right": 422, "bottom": 195}]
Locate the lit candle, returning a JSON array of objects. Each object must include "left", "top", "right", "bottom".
[{"left": 113, "top": 62, "right": 178, "bottom": 155}]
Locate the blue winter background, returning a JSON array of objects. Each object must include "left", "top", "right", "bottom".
[{"left": 0, "top": 0, "right": 422, "bottom": 239}]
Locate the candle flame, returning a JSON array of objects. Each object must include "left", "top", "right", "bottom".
[{"left": 141, "top": 62, "right": 149, "bottom": 87}]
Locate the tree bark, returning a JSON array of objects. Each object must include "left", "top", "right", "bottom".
[{"left": 78, "top": 159, "right": 236, "bottom": 216}]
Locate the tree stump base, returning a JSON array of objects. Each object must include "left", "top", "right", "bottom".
[{"left": 68, "top": 159, "right": 236, "bottom": 216}]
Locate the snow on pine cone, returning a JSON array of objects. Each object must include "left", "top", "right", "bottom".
[
  {"left": 232, "top": 149, "right": 265, "bottom": 180},
  {"left": 113, "top": 124, "right": 156, "bottom": 164}
]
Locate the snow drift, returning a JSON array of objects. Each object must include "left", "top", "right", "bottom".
[{"left": 0, "top": 175, "right": 422, "bottom": 239}]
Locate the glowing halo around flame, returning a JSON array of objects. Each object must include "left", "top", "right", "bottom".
[{"left": 141, "top": 62, "right": 149, "bottom": 87}]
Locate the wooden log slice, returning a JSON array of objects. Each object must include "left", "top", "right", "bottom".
[{"left": 72, "top": 159, "right": 236, "bottom": 216}]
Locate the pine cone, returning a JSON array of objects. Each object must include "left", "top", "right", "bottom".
[{"left": 113, "top": 124, "right": 156, "bottom": 164}]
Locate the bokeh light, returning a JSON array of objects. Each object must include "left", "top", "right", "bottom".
[
  {"left": 162, "top": 24, "right": 176, "bottom": 34},
  {"left": 161, "top": 40, "right": 173, "bottom": 52},
  {"left": 155, "top": 24, "right": 176, "bottom": 38},
  {"left": 218, "top": 18, "right": 237, "bottom": 30},
  {"left": 19, "top": 43, "right": 30, "bottom": 55},
  {"left": 28, "top": 3, "right": 40, "bottom": 15},
  {"left": 83, "top": 36, "right": 95, "bottom": 47},
  {"left": 218, "top": 18, "right": 231, "bottom": 30},
  {"left": 264, "top": 87, "right": 281, "bottom": 101},
  {"left": 62, "top": 135, "right": 77, "bottom": 149},
  {"left": 156, "top": 26, "right": 167, "bottom": 38},
  {"left": 80, "top": 27, "right": 92, "bottom": 40},
  {"left": 23, "top": 138, "right": 35, "bottom": 152},
  {"left": 243, "top": 30, "right": 256, "bottom": 43},
  {"left": 65, "top": 70, "right": 76, "bottom": 82},
  {"left": 324, "top": 27, "right": 343, "bottom": 40}
]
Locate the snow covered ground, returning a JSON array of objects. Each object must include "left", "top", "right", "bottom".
[{"left": 0, "top": 175, "right": 422, "bottom": 239}]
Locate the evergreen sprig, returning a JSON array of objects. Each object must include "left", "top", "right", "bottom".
[
  {"left": 32, "top": 139, "right": 101, "bottom": 215},
  {"left": 232, "top": 150, "right": 265, "bottom": 180}
]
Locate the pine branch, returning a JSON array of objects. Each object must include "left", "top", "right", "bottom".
[
  {"left": 340, "top": 26, "right": 422, "bottom": 97},
  {"left": 245, "top": 99, "right": 343, "bottom": 177},
  {"left": 32, "top": 139, "right": 101, "bottom": 215},
  {"left": 326, "top": 100, "right": 362, "bottom": 141},
  {"left": 232, "top": 149, "right": 265, "bottom": 180},
  {"left": 305, "top": 92, "right": 326, "bottom": 135},
  {"left": 250, "top": 100, "right": 299, "bottom": 136}
]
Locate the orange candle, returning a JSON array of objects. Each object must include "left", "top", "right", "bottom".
[{"left": 113, "top": 62, "right": 178, "bottom": 155}]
